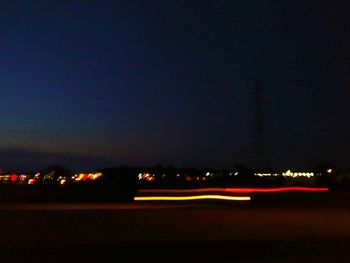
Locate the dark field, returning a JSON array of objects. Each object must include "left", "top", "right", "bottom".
[{"left": 1, "top": 193, "right": 350, "bottom": 262}]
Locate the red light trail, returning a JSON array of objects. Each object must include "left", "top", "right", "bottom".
[{"left": 138, "top": 187, "right": 329, "bottom": 194}]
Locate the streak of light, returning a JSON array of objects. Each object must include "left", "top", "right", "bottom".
[
  {"left": 134, "top": 195, "right": 251, "bottom": 201},
  {"left": 139, "top": 188, "right": 228, "bottom": 193},
  {"left": 139, "top": 187, "right": 329, "bottom": 194},
  {"left": 224, "top": 187, "right": 329, "bottom": 193}
]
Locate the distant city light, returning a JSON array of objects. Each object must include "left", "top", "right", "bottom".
[
  {"left": 282, "top": 170, "right": 314, "bottom": 178},
  {"left": 73, "top": 172, "right": 103, "bottom": 182},
  {"left": 138, "top": 173, "right": 155, "bottom": 181},
  {"left": 255, "top": 170, "right": 315, "bottom": 178},
  {"left": 28, "top": 179, "right": 36, "bottom": 185},
  {"left": 11, "top": 174, "right": 18, "bottom": 183},
  {"left": 255, "top": 173, "right": 273, "bottom": 177}
]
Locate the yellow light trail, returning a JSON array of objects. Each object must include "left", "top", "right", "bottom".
[{"left": 134, "top": 195, "right": 251, "bottom": 201}]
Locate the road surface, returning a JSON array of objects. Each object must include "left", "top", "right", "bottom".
[{"left": 1, "top": 194, "right": 350, "bottom": 262}]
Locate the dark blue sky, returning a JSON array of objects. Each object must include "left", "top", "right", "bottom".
[{"left": 1, "top": 1, "right": 349, "bottom": 171}]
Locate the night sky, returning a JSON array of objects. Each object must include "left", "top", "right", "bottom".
[{"left": 1, "top": 1, "right": 349, "bottom": 171}]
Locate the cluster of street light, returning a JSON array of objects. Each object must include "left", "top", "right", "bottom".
[{"left": 0, "top": 172, "right": 103, "bottom": 186}]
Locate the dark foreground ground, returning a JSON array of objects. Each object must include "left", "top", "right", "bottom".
[{"left": 1, "top": 192, "right": 350, "bottom": 263}]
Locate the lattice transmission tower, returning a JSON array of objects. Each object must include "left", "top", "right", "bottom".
[{"left": 252, "top": 79, "right": 268, "bottom": 169}]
